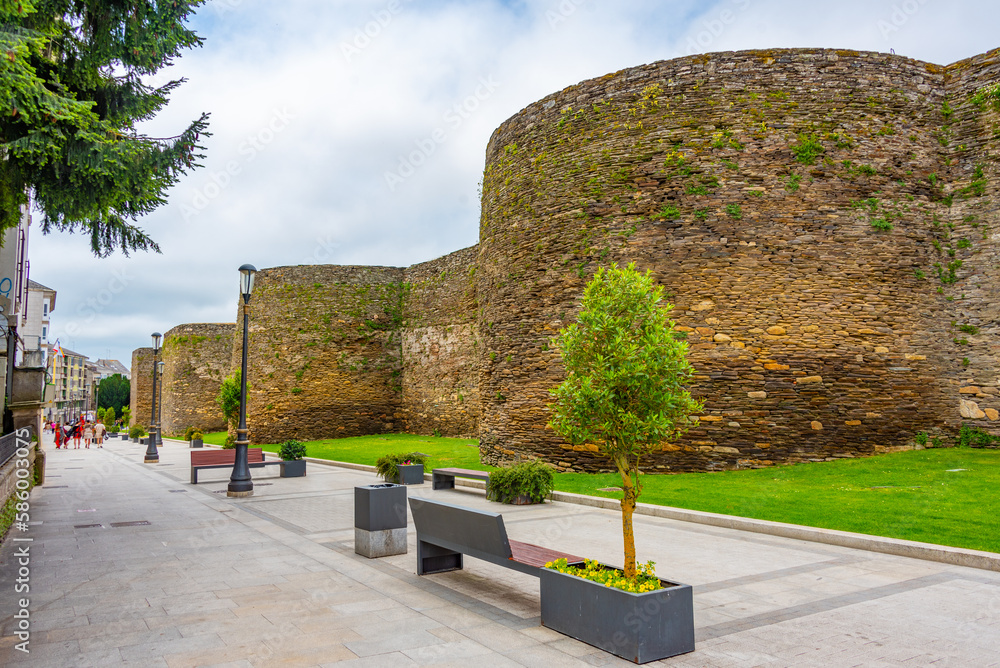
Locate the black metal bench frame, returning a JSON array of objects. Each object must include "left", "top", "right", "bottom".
[
  {"left": 431, "top": 467, "right": 490, "bottom": 490},
  {"left": 408, "top": 497, "right": 581, "bottom": 577}
]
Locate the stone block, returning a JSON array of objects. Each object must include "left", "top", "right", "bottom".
[{"left": 355, "top": 528, "right": 407, "bottom": 559}]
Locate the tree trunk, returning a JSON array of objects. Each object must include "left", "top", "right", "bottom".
[{"left": 616, "top": 460, "right": 638, "bottom": 579}]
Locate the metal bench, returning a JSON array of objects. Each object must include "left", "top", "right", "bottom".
[
  {"left": 408, "top": 497, "right": 582, "bottom": 576},
  {"left": 190, "top": 447, "right": 281, "bottom": 484},
  {"left": 431, "top": 467, "right": 490, "bottom": 490}
]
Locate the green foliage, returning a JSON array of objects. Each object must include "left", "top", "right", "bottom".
[
  {"left": 102, "top": 406, "right": 116, "bottom": 426},
  {"left": 216, "top": 371, "right": 243, "bottom": 429},
  {"left": 183, "top": 426, "right": 203, "bottom": 441},
  {"left": 957, "top": 424, "right": 1000, "bottom": 449},
  {"left": 871, "top": 217, "right": 893, "bottom": 232},
  {"left": 128, "top": 425, "right": 146, "bottom": 439},
  {"left": 785, "top": 174, "right": 801, "bottom": 191},
  {"left": 545, "top": 558, "right": 662, "bottom": 594},
  {"left": 549, "top": 263, "right": 701, "bottom": 578},
  {"left": 725, "top": 204, "right": 742, "bottom": 219},
  {"left": 121, "top": 406, "right": 131, "bottom": 426},
  {"left": 958, "top": 323, "right": 979, "bottom": 335},
  {"left": 278, "top": 440, "right": 307, "bottom": 461},
  {"left": 791, "top": 133, "right": 824, "bottom": 165},
  {"left": 0, "top": 0, "right": 210, "bottom": 255},
  {"left": 486, "top": 460, "right": 555, "bottom": 504},
  {"left": 97, "top": 374, "right": 130, "bottom": 415},
  {"left": 96, "top": 407, "right": 105, "bottom": 423},
  {"left": 375, "top": 452, "right": 429, "bottom": 481},
  {"left": 970, "top": 83, "right": 1000, "bottom": 111},
  {"left": 654, "top": 204, "right": 680, "bottom": 220}
]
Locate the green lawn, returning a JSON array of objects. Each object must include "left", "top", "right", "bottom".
[{"left": 200, "top": 431, "right": 1000, "bottom": 554}]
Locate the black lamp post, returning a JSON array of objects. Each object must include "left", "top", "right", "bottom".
[
  {"left": 156, "top": 361, "right": 164, "bottom": 445},
  {"left": 144, "top": 332, "right": 161, "bottom": 463},
  {"left": 228, "top": 264, "right": 256, "bottom": 498}
]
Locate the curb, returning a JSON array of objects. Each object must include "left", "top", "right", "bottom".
[{"left": 169, "top": 442, "right": 1000, "bottom": 573}]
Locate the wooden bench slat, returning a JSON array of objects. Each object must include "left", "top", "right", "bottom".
[
  {"left": 432, "top": 468, "right": 489, "bottom": 477},
  {"left": 509, "top": 540, "right": 583, "bottom": 568}
]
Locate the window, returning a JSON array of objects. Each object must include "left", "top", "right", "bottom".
[
  {"left": 43, "top": 302, "right": 48, "bottom": 316},
  {"left": 41, "top": 326, "right": 47, "bottom": 340}
]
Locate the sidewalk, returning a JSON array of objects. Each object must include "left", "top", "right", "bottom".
[{"left": 1, "top": 434, "right": 999, "bottom": 666}]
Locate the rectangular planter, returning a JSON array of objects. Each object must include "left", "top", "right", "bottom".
[
  {"left": 190, "top": 438, "right": 203, "bottom": 448},
  {"left": 540, "top": 565, "right": 694, "bottom": 664},
  {"left": 393, "top": 464, "right": 424, "bottom": 485},
  {"left": 280, "top": 459, "right": 306, "bottom": 477}
]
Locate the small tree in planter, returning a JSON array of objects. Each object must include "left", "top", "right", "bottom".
[
  {"left": 375, "top": 452, "right": 428, "bottom": 485},
  {"left": 278, "top": 439, "right": 307, "bottom": 477},
  {"left": 486, "top": 460, "right": 554, "bottom": 504},
  {"left": 128, "top": 425, "right": 146, "bottom": 442},
  {"left": 546, "top": 263, "right": 701, "bottom": 661}
]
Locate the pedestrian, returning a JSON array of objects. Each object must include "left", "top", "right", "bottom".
[
  {"left": 73, "top": 422, "right": 82, "bottom": 448},
  {"left": 94, "top": 420, "right": 105, "bottom": 448},
  {"left": 84, "top": 421, "right": 93, "bottom": 448},
  {"left": 55, "top": 423, "right": 63, "bottom": 449}
]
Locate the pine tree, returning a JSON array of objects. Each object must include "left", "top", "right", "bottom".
[{"left": 0, "top": 0, "right": 210, "bottom": 256}]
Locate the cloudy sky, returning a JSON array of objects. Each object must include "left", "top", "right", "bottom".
[{"left": 31, "top": 0, "right": 998, "bottom": 365}]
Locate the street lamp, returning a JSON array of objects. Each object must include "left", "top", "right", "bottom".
[
  {"left": 229, "top": 264, "right": 257, "bottom": 498},
  {"left": 144, "top": 332, "right": 161, "bottom": 463},
  {"left": 156, "top": 361, "right": 164, "bottom": 445}
]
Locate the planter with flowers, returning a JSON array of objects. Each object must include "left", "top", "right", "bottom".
[{"left": 375, "top": 452, "right": 427, "bottom": 485}]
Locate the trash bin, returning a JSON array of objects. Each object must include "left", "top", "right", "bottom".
[{"left": 355, "top": 483, "right": 407, "bottom": 558}]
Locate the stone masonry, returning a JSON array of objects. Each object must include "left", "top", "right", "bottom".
[
  {"left": 135, "top": 47, "right": 999, "bottom": 473},
  {"left": 128, "top": 347, "right": 154, "bottom": 429},
  {"left": 477, "top": 47, "right": 1000, "bottom": 471},
  {"left": 159, "top": 323, "right": 234, "bottom": 436}
]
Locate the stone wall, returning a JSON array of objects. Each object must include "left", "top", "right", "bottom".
[
  {"left": 476, "top": 47, "right": 1000, "bottom": 472},
  {"left": 400, "top": 246, "right": 480, "bottom": 436},
  {"left": 160, "top": 323, "right": 234, "bottom": 436},
  {"left": 236, "top": 265, "right": 407, "bottom": 444},
  {"left": 129, "top": 347, "right": 155, "bottom": 429}
]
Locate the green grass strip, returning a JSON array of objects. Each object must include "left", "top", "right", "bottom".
[{"left": 200, "top": 432, "right": 1000, "bottom": 554}]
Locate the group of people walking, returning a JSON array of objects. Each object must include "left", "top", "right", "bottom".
[{"left": 52, "top": 416, "right": 107, "bottom": 449}]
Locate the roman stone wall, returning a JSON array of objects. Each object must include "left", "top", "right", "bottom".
[
  {"left": 160, "top": 323, "right": 234, "bottom": 436},
  {"left": 236, "top": 265, "right": 407, "bottom": 445},
  {"left": 129, "top": 348, "right": 154, "bottom": 428},
  {"left": 476, "top": 47, "right": 1000, "bottom": 472},
  {"left": 400, "top": 246, "right": 480, "bottom": 436}
]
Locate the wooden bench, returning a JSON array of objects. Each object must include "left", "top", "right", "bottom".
[
  {"left": 408, "top": 497, "right": 583, "bottom": 577},
  {"left": 190, "top": 448, "right": 281, "bottom": 484},
  {"left": 432, "top": 467, "right": 490, "bottom": 490}
]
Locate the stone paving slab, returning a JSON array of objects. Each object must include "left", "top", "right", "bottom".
[{"left": 1, "top": 435, "right": 999, "bottom": 666}]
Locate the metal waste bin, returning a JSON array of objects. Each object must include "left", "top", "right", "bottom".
[{"left": 355, "top": 483, "right": 408, "bottom": 558}]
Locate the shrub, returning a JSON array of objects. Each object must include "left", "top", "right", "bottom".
[
  {"left": 375, "top": 452, "right": 429, "bottom": 481},
  {"left": 957, "top": 424, "right": 1000, "bottom": 449},
  {"left": 545, "top": 558, "right": 662, "bottom": 594},
  {"left": 486, "top": 460, "right": 555, "bottom": 504},
  {"left": 223, "top": 433, "right": 236, "bottom": 449},
  {"left": 183, "top": 426, "right": 199, "bottom": 441},
  {"left": 190, "top": 429, "right": 203, "bottom": 440},
  {"left": 128, "top": 426, "right": 146, "bottom": 439},
  {"left": 279, "top": 440, "right": 307, "bottom": 461}
]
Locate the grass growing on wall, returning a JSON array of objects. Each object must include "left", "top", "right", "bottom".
[{"left": 199, "top": 432, "right": 1000, "bottom": 553}]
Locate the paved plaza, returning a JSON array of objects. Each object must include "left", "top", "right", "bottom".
[{"left": 1, "top": 434, "right": 999, "bottom": 667}]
